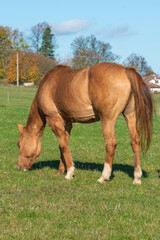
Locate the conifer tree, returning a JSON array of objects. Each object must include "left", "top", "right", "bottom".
[{"left": 40, "top": 26, "right": 55, "bottom": 59}]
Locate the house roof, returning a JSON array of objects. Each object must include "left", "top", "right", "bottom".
[
  {"left": 142, "top": 74, "right": 160, "bottom": 89},
  {"left": 142, "top": 74, "right": 160, "bottom": 83},
  {"left": 148, "top": 83, "right": 160, "bottom": 88}
]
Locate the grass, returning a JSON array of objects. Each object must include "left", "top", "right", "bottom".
[{"left": 0, "top": 86, "right": 160, "bottom": 240}]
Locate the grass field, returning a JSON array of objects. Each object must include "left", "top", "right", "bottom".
[{"left": 0, "top": 86, "right": 160, "bottom": 240}]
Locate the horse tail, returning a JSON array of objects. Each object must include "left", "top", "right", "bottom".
[{"left": 125, "top": 67, "right": 153, "bottom": 151}]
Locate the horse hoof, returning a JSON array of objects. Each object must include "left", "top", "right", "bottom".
[
  {"left": 65, "top": 175, "right": 73, "bottom": 180},
  {"left": 97, "top": 176, "right": 105, "bottom": 183},
  {"left": 133, "top": 179, "right": 141, "bottom": 185},
  {"left": 65, "top": 166, "right": 75, "bottom": 180}
]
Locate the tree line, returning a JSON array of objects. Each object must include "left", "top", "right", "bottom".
[{"left": 0, "top": 23, "right": 154, "bottom": 84}]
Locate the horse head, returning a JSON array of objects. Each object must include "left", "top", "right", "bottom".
[{"left": 17, "top": 123, "right": 41, "bottom": 171}]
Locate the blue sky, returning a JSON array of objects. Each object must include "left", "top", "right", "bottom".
[{"left": 1, "top": 0, "right": 160, "bottom": 74}]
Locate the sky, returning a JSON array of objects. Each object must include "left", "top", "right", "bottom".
[{"left": 1, "top": 0, "right": 160, "bottom": 74}]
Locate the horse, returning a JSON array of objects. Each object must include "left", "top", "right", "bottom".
[{"left": 17, "top": 62, "right": 153, "bottom": 185}]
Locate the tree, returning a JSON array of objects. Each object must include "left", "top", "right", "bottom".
[
  {"left": 6, "top": 52, "right": 57, "bottom": 84},
  {"left": 123, "top": 53, "right": 153, "bottom": 76},
  {"left": 5, "top": 27, "right": 29, "bottom": 51},
  {"left": 36, "top": 54, "right": 57, "bottom": 78},
  {"left": 7, "top": 52, "right": 39, "bottom": 83},
  {"left": 39, "top": 26, "right": 55, "bottom": 59},
  {"left": 0, "top": 26, "right": 12, "bottom": 78},
  {"left": 29, "top": 22, "right": 49, "bottom": 53},
  {"left": 0, "top": 26, "right": 29, "bottom": 79},
  {"left": 71, "top": 35, "right": 120, "bottom": 69}
]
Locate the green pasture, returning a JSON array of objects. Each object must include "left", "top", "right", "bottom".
[{"left": 0, "top": 86, "right": 160, "bottom": 239}]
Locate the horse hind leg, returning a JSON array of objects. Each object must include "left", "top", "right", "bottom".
[
  {"left": 97, "top": 119, "right": 117, "bottom": 183},
  {"left": 123, "top": 108, "right": 142, "bottom": 185}
]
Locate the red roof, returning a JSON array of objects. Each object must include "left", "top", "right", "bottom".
[
  {"left": 148, "top": 83, "right": 160, "bottom": 88},
  {"left": 142, "top": 74, "right": 160, "bottom": 89},
  {"left": 143, "top": 74, "right": 160, "bottom": 83}
]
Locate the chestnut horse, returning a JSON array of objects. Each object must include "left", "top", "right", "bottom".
[{"left": 17, "top": 63, "right": 153, "bottom": 185}]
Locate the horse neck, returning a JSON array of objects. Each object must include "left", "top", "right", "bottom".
[{"left": 26, "top": 93, "right": 46, "bottom": 137}]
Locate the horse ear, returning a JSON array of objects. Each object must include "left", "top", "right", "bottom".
[{"left": 17, "top": 123, "right": 25, "bottom": 134}]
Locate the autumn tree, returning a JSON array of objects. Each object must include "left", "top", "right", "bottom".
[
  {"left": 0, "top": 26, "right": 12, "bottom": 78},
  {"left": 7, "top": 52, "right": 38, "bottom": 83},
  {"left": 0, "top": 26, "right": 29, "bottom": 79},
  {"left": 71, "top": 35, "right": 120, "bottom": 69},
  {"left": 39, "top": 26, "right": 56, "bottom": 59},
  {"left": 36, "top": 54, "right": 57, "bottom": 78},
  {"left": 29, "top": 22, "right": 49, "bottom": 53},
  {"left": 123, "top": 53, "right": 153, "bottom": 76},
  {"left": 6, "top": 52, "right": 57, "bottom": 84},
  {"left": 5, "top": 27, "right": 29, "bottom": 51}
]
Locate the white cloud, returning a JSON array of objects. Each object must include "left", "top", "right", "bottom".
[
  {"left": 52, "top": 19, "right": 90, "bottom": 35},
  {"left": 108, "top": 24, "right": 137, "bottom": 38}
]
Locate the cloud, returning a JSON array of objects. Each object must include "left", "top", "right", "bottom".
[
  {"left": 52, "top": 19, "right": 90, "bottom": 35},
  {"left": 108, "top": 24, "right": 137, "bottom": 38}
]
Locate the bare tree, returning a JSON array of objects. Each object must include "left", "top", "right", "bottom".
[
  {"left": 29, "top": 22, "right": 49, "bottom": 53},
  {"left": 123, "top": 53, "right": 153, "bottom": 76},
  {"left": 71, "top": 35, "right": 120, "bottom": 69}
]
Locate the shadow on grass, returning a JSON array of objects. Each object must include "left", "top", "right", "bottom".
[{"left": 32, "top": 160, "right": 148, "bottom": 179}]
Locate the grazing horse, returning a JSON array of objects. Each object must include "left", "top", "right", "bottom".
[{"left": 17, "top": 63, "right": 153, "bottom": 185}]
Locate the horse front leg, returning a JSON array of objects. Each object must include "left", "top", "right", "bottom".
[
  {"left": 47, "top": 117, "right": 75, "bottom": 180},
  {"left": 56, "top": 123, "right": 72, "bottom": 175},
  {"left": 98, "top": 119, "right": 117, "bottom": 183},
  {"left": 56, "top": 149, "right": 66, "bottom": 175}
]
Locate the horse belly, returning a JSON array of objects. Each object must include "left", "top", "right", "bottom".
[{"left": 60, "top": 102, "right": 100, "bottom": 123}]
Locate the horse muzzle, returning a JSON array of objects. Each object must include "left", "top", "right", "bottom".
[{"left": 17, "top": 165, "right": 29, "bottom": 171}]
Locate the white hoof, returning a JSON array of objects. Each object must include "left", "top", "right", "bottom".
[
  {"left": 97, "top": 176, "right": 106, "bottom": 183},
  {"left": 65, "top": 166, "right": 75, "bottom": 180},
  {"left": 133, "top": 179, "right": 141, "bottom": 185},
  {"left": 97, "top": 163, "right": 111, "bottom": 183},
  {"left": 133, "top": 166, "right": 142, "bottom": 185}
]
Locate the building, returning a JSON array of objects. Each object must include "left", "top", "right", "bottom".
[{"left": 142, "top": 74, "right": 160, "bottom": 93}]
